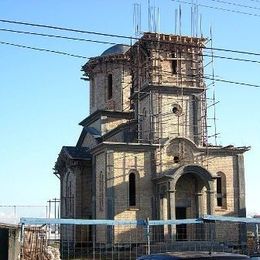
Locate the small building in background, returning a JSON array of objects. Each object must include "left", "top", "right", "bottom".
[{"left": 0, "top": 223, "right": 20, "bottom": 260}]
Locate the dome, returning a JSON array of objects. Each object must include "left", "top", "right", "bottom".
[{"left": 101, "top": 44, "right": 130, "bottom": 57}]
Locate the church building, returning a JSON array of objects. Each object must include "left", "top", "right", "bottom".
[{"left": 54, "top": 32, "right": 249, "bottom": 243}]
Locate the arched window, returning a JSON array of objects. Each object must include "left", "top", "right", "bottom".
[
  {"left": 171, "top": 60, "right": 177, "bottom": 74},
  {"left": 172, "top": 103, "right": 182, "bottom": 116},
  {"left": 99, "top": 171, "right": 104, "bottom": 211},
  {"left": 64, "top": 171, "right": 74, "bottom": 217},
  {"left": 107, "top": 74, "right": 113, "bottom": 100},
  {"left": 91, "top": 78, "right": 95, "bottom": 106},
  {"left": 171, "top": 52, "right": 177, "bottom": 74},
  {"left": 140, "top": 108, "right": 147, "bottom": 140},
  {"left": 143, "top": 107, "right": 147, "bottom": 118},
  {"left": 129, "top": 172, "right": 136, "bottom": 206},
  {"left": 216, "top": 172, "right": 226, "bottom": 207}
]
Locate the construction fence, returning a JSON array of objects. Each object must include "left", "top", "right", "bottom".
[{"left": 19, "top": 216, "right": 260, "bottom": 260}]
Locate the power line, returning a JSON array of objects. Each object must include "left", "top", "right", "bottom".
[
  {"left": 205, "top": 0, "right": 260, "bottom": 11},
  {"left": 1, "top": 31, "right": 260, "bottom": 88},
  {"left": 203, "top": 53, "right": 260, "bottom": 64},
  {"left": 0, "top": 40, "right": 88, "bottom": 59},
  {"left": 1, "top": 18, "right": 260, "bottom": 57},
  {"left": 0, "top": 28, "right": 117, "bottom": 45},
  {"left": 204, "top": 46, "right": 260, "bottom": 57},
  {"left": 171, "top": 0, "right": 260, "bottom": 18},
  {"left": 204, "top": 76, "right": 260, "bottom": 88},
  {"left": 2, "top": 39, "right": 260, "bottom": 88},
  {"left": 3, "top": 36, "right": 260, "bottom": 88},
  {"left": 162, "top": 70, "right": 260, "bottom": 88},
  {"left": 0, "top": 18, "right": 134, "bottom": 40},
  {"left": 2, "top": 27, "right": 260, "bottom": 63},
  {"left": 144, "top": 68, "right": 260, "bottom": 88},
  {"left": 249, "top": 0, "right": 260, "bottom": 3}
]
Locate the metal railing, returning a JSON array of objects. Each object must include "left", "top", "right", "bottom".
[{"left": 19, "top": 215, "right": 260, "bottom": 259}]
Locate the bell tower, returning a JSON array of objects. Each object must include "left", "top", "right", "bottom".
[
  {"left": 82, "top": 44, "right": 132, "bottom": 114},
  {"left": 130, "top": 32, "right": 206, "bottom": 146}
]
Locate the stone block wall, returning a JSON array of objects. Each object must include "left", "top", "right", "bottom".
[
  {"left": 112, "top": 151, "right": 153, "bottom": 219},
  {"left": 138, "top": 91, "right": 203, "bottom": 144},
  {"left": 95, "top": 152, "right": 107, "bottom": 243},
  {"left": 112, "top": 150, "right": 153, "bottom": 242},
  {"left": 82, "top": 133, "right": 98, "bottom": 149},
  {"left": 102, "top": 117, "right": 128, "bottom": 135},
  {"left": 131, "top": 38, "right": 204, "bottom": 90},
  {"left": 93, "top": 148, "right": 154, "bottom": 243},
  {"left": 207, "top": 154, "right": 239, "bottom": 215},
  {"left": 90, "top": 63, "right": 131, "bottom": 114},
  {"left": 87, "top": 116, "right": 129, "bottom": 136},
  {"left": 154, "top": 138, "right": 240, "bottom": 217},
  {"left": 60, "top": 169, "right": 76, "bottom": 219}
]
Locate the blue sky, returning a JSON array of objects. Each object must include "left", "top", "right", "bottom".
[{"left": 0, "top": 0, "right": 260, "bottom": 216}]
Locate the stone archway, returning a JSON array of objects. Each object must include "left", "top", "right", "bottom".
[
  {"left": 153, "top": 164, "right": 216, "bottom": 240},
  {"left": 169, "top": 165, "right": 215, "bottom": 218},
  {"left": 175, "top": 173, "right": 204, "bottom": 215},
  {"left": 174, "top": 172, "right": 210, "bottom": 240}
]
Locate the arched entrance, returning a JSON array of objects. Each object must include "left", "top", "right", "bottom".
[
  {"left": 172, "top": 165, "right": 215, "bottom": 240},
  {"left": 154, "top": 164, "right": 216, "bottom": 240},
  {"left": 175, "top": 173, "right": 206, "bottom": 216},
  {"left": 174, "top": 172, "right": 209, "bottom": 240}
]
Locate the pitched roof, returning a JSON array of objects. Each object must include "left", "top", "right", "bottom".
[
  {"left": 76, "top": 126, "right": 101, "bottom": 147},
  {"left": 62, "top": 146, "right": 91, "bottom": 160}
]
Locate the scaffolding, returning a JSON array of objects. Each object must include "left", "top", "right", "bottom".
[{"left": 128, "top": 29, "right": 220, "bottom": 173}]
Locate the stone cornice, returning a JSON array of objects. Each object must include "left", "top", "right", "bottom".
[
  {"left": 89, "top": 141, "right": 159, "bottom": 155},
  {"left": 131, "top": 83, "right": 205, "bottom": 100},
  {"left": 79, "top": 110, "right": 134, "bottom": 127}
]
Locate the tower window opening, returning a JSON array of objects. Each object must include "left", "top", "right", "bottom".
[
  {"left": 107, "top": 74, "right": 113, "bottom": 100},
  {"left": 172, "top": 106, "right": 178, "bottom": 114},
  {"left": 217, "top": 176, "right": 222, "bottom": 206},
  {"left": 217, "top": 176, "right": 222, "bottom": 193},
  {"left": 171, "top": 60, "right": 177, "bottom": 74},
  {"left": 216, "top": 173, "right": 226, "bottom": 207},
  {"left": 171, "top": 52, "right": 177, "bottom": 75},
  {"left": 143, "top": 108, "right": 147, "bottom": 118},
  {"left": 172, "top": 104, "right": 182, "bottom": 116},
  {"left": 91, "top": 78, "right": 95, "bottom": 106},
  {"left": 129, "top": 172, "right": 136, "bottom": 206},
  {"left": 174, "top": 156, "right": 180, "bottom": 163}
]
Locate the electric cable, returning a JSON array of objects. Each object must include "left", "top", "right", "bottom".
[
  {"left": 0, "top": 28, "right": 117, "bottom": 45},
  {"left": 2, "top": 27, "right": 260, "bottom": 64},
  {"left": 171, "top": 0, "right": 260, "bottom": 18},
  {"left": 1, "top": 40, "right": 260, "bottom": 88},
  {"left": 204, "top": 0, "right": 260, "bottom": 11},
  {"left": 2, "top": 27, "right": 260, "bottom": 63},
  {"left": 0, "top": 40, "right": 88, "bottom": 59},
  {"left": 0, "top": 18, "right": 134, "bottom": 40},
  {"left": 1, "top": 18, "right": 260, "bottom": 57}
]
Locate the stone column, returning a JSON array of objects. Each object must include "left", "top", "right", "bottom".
[
  {"left": 206, "top": 190, "right": 215, "bottom": 215},
  {"left": 168, "top": 181, "right": 176, "bottom": 240},
  {"left": 162, "top": 194, "right": 168, "bottom": 239},
  {"left": 206, "top": 185, "right": 216, "bottom": 241},
  {"left": 162, "top": 196, "right": 168, "bottom": 220},
  {"left": 207, "top": 181, "right": 216, "bottom": 215},
  {"left": 196, "top": 192, "right": 203, "bottom": 217},
  {"left": 159, "top": 194, "right": 164, "bottom": 220},
  {"left": 196, "top": 192, "right": 204, "bottom": 240}
]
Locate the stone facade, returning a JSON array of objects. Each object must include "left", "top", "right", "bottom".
[{"left": 54, "top": 33, "right": 249, "bottom": 245}]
